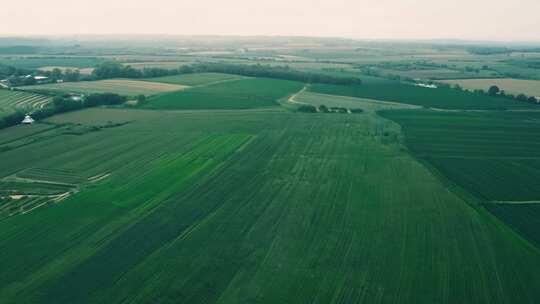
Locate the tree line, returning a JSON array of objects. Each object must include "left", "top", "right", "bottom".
[
  {"left": 4, "top": 61, "right": 364, "bottom": 87},
  {"left": 90, "top": 62, "right": 363, "bottom": 86},
  {"left": 297, "top": 104, "right": 363, "bottom": 114},
  {"left": 184, "top": 63, "right": 363, "bottom": 85},
  {"left": 486, "top": 85, "right": 539, "bottom": 104}
]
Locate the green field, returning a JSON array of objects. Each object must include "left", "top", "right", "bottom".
[
  {"left": 310, "top": 83, "right": 537, "bottom": 110},
  {"left": 380, "top": 110, "right": 540, "bottom": 201},
  {"left": 145, "top": 73, "right": 245, "bottom": 86},
  {"left": 143, "top": 78, "right": 303, "bottom": 110},
  {"left": 292, "top": 90, "right": 419, "bottom": 112},
  {"left": 20, "top": 79, "right": 187, "bottom": 96},
  {"left": 1, "top": 107, "right": 540, "bottom": 303},
  {"left": 4, "top": 40, "right": 540, "bottom": 303},
  {"left": 381, "top": 109, "right": 540, "bottom": 256},
  {"left": 486, "top": 204, "right": 540, "bottom": 248},
  {"left": 0, "top": 89, "right": 52, "bottom": 119}
]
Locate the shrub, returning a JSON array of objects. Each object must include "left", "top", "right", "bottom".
[
  {"left": 297, "top": 105, "right": 317, "bottom": 113},
  {"left": 318, "top": 105, "right": 330, "bottom": 113}
]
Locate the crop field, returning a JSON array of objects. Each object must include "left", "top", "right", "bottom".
[
  {"left": 380, "top": 110, "right": 540, "bottom": 202},
  {"left": 21, "top": 79, "right": 187, "bottom": 96},
  {"left": 0, "top": 89, "right": 52, "bottom": 119},
  {"left": 145, "top": 73, "right": 245, "bottom": 86},
  {"left": 310, "top": 83, "right": 537, "bottom": 110},
  {"left": 439, "top": 78, "right": 540, "bottom": 98},
  {"left": 292, "top": 90, "right": 419, "bottom": 112},
  {"left": 381, "top": 109, "right": 540, "bottom": 252},
  {"left": 1, "top": 108, "right": 540, "bottom": 303},
  {"left": 0, "top": 123, "right": 56, "bottom": 146},
  {"left": 143, "top": 78, "right": 303, "bottom": 110},
  {"left": 486, "top": 204, "right": 540, "bottom": 248}
]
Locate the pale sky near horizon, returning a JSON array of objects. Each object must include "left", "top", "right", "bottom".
[{"left": 2, "top": 0, "right": 539, "bottom": 41}]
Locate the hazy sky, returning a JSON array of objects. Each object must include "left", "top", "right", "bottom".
[{"left": 2, "top": 0, "right": 539, "bottom": 41}]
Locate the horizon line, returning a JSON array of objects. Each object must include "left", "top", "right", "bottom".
[{"left": 1, "top": 34, "right": 540, "bottom": 45}]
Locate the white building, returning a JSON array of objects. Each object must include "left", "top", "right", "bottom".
[{"left": 21, "top": 115, "right": 35, "bottom": 125}]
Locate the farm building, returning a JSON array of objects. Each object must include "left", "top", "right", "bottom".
[
  {"left": 21, "top": 114, "right": 35, "bottom": 124},
  {"left": 24, "top": 75, "right": 50, "bottom": 84}
]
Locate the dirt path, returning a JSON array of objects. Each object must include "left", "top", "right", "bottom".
[{"left": 287, "top": 85, "right": 308, "bottom": 105}]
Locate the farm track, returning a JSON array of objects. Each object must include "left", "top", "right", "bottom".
[{"left": 287, "top": 85, "right": 308, "bottom": 105}]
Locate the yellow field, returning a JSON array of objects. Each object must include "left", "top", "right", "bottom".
[{"left": 440, "top": 78, "right": 540, "bottom": 98}]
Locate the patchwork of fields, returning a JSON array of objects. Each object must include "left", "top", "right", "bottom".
[
  {"left": 0, "top": 89, "right": 51, "bottom": 119},
  {"left": 3, "top": 46, "right": 540, "bottom": 304},
  {"left": 143, "top": 78, "right": 303, "bottom": 110},
  {"left": 20, "top": 79, "right": 187, "bottom": 96},
  {"left": 1, "top": 108, "right": 540, "bottom": 303}
]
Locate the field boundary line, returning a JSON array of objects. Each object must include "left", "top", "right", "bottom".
[
  {"left": 191, "top": 76, "right": 247, "bottom": 88},
  {"left": 488, "top": 200, "right": 540, "bottom": 205}
]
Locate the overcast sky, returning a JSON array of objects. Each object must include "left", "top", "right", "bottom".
[{"left": 2, "top": 0, "right": 539, "bottom": 41}]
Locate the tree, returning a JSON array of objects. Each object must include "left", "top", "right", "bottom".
[
  {"left": 51, "top": 68, "right": 63, "bottom": 80},
  {"left": 487, "top": 85, "right": 500, "bottom": 96},
  {"left": 297, "top": 105, "right": 317, "bottom": 113},
  {"left": 137, "top": 94, "right": 146, "bottom": 104},
  {"left": 84, "top": 93, "right": 127, "bottom": 107},
  {"left": 64, "top": 69, "right": 80, "bottom": 82},
  {"left": 473, "top": 89, "right": 485, "bottom": 95},
  {"left": 53, "top": 96, "right": 83, "bottom": 112},
  {"left": 516, "top": 94, "right": 528, "bottom": 102},
  {"left": 527, "top": 96, "right": 538, "bottom": 104},
  {"left": 318, "top": 105, "right": 329, "bottom": 113},
  {"left": 92, "top": 62, "right": 142, "bottom": 79}
]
